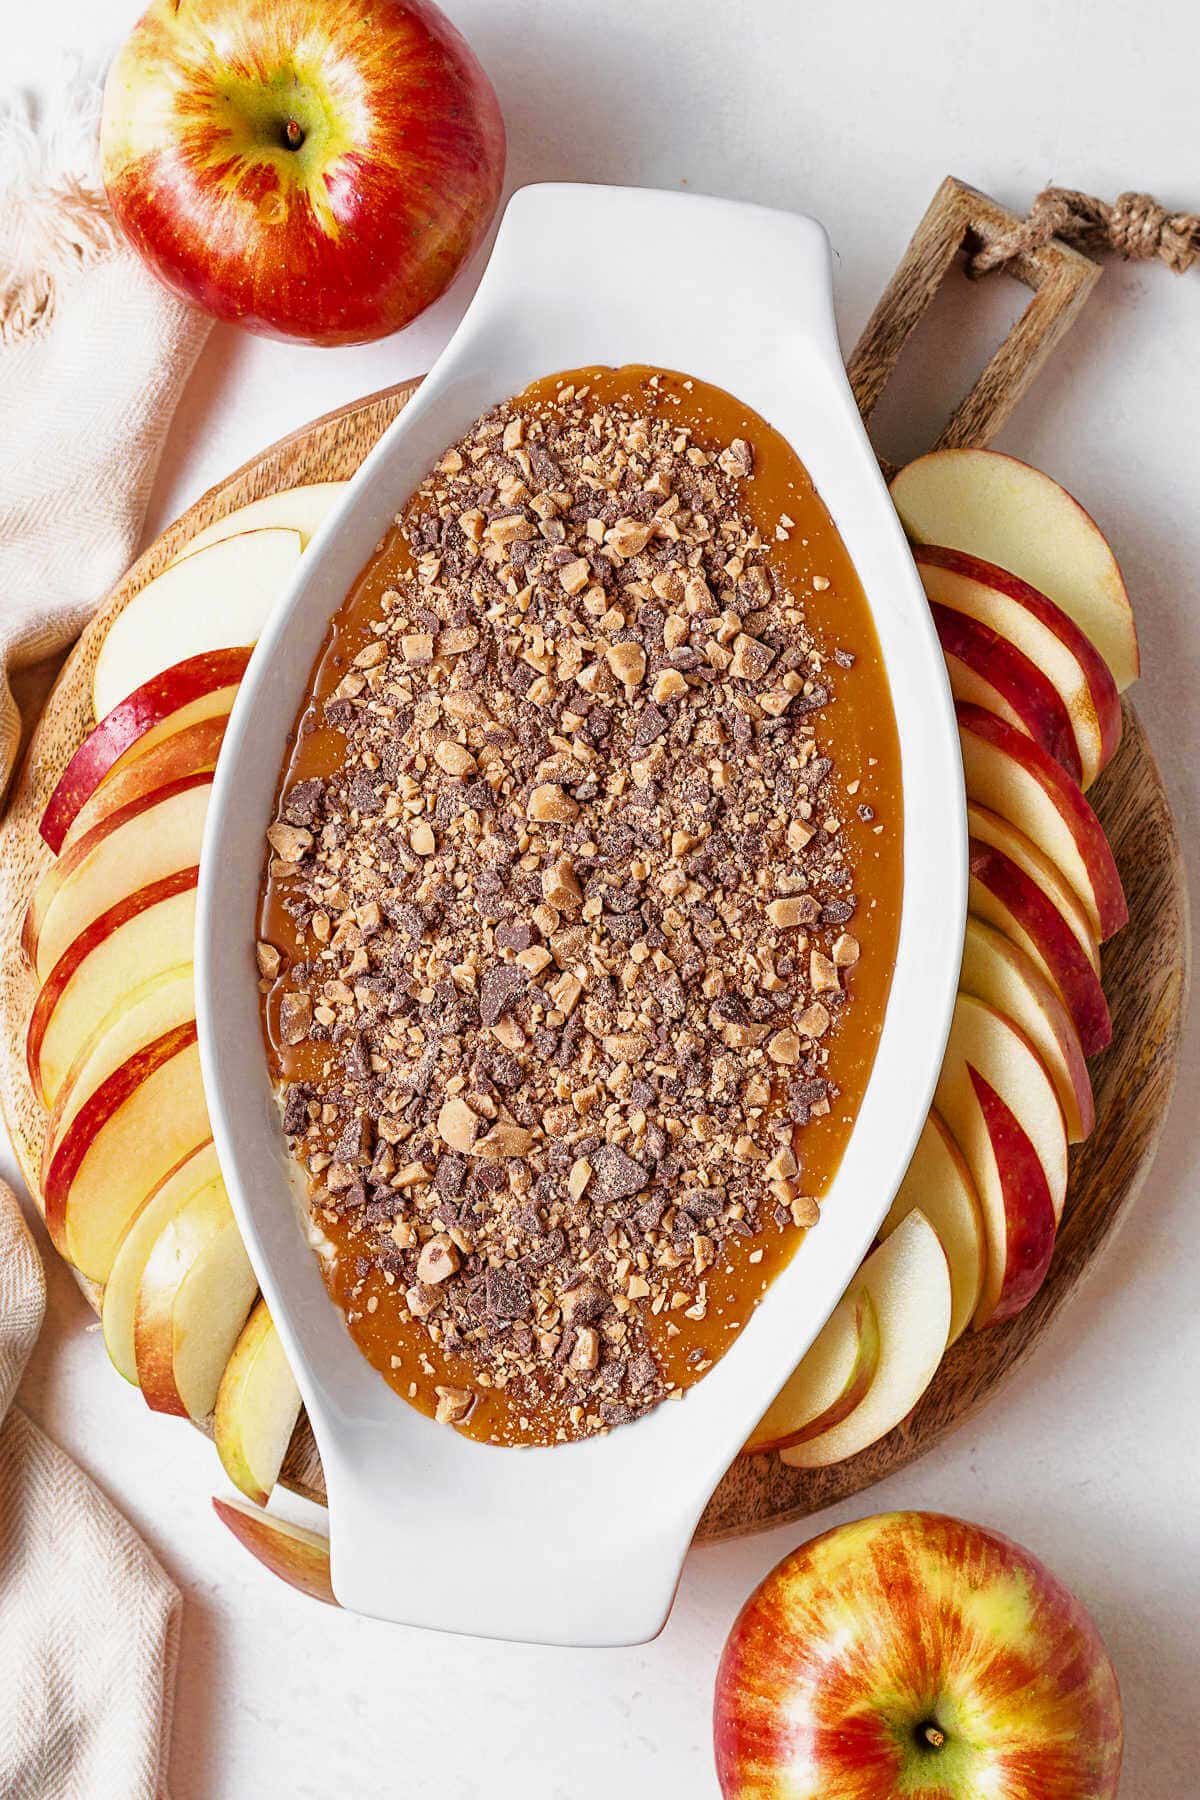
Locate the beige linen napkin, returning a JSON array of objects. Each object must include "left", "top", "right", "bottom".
[
  {"left": 0, "top": 1196, "right": 182, "bottom": 1800},
  {"left": 0, "top": 62, "right": 211, "bottom": 1800},
  {"left": 0, "top": 63, "right": 211, "bottom": 791}
]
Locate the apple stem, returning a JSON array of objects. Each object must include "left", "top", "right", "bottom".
[
  {"left": 922, "top": 1725, "right": 946, "bottom": 1750},
  {"left": 284, "top": 119, "right": 304, "bottom": 150}
]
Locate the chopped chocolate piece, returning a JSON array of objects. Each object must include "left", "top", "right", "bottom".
[
  {"left": 334, "top": 1115, "right": 372, "bottom": 1163},
  {"left": 283, "top": 778, "right": 325, "bottom": 828},
  {"left": 281, "top": 1084, "right": 310, "bottom": 1136},
  {"left": 633, "top": 704, "right": 670, "bottom": 747},
  {"left": 590, "top": 1144, "right": 648, "bottom": 1203},
  {"left": 335, "top": 1179, "right": 368, "bottom": 1214},
  {"left": 434, "top": 1153, "right": 467, "bottom": 1197},
  {"left": 485, "top": 1265, "right": 531, "bottom": 1321},
  {"left": 495, "top": 919, "right": 534, "bottom": 953},
  {"left": 479, "top": 964, "right": 526, "bottom": 1027}
]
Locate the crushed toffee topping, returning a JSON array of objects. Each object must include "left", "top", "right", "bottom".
[{"left": 258, "top": 367, "right": 902, "bottom": 1445}]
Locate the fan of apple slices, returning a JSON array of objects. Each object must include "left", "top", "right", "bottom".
[
  {"left": 746, "top": 449, "right": 1134, "bottom": 1470},
  {"left": 22, "top": 451, "right": 1135, "bottom": 1600},
  {"left": 23, "top": 485, "right": 344, "bottom": 1502}
]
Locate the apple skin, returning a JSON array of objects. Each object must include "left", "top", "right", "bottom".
[
  {"left": 63, "top": 712, "right": 230, "bottom": 851},
  {"left": 917, "top": 545, "right": 1122, "bottom": 778},
  {"left": 41, "top": 1020, "right": 204, "bottom": 1280},
  {"left": 957, "top": 702, "right": 1127, "bottom": 941},
  {"left": 893, "top": 450, "right": 1138, "bottom": 692},
  {"left": 714, "top": 1510, "right": 1122, "bottom": 1800},
  {"left": 966, "top": 1068, "right": 1058, "bottom": 1328},
  {"left": 101, "top": 0, "right": 506, "bottom": 346},
  {"left": 212, "top": 1495, "right": 336, "bottom": 1605},
  {"left": 26, "top": 772, "right": 212, "bottom": 981},
  {"left": 26, "top": 866, "right": 199, "bottom": 1106},
  {"left": 39, "top": 648, "right": 246, "bottom": 853},
  {"left": 932, "top": 601, "right": 1082, "bottom": 783},
  {"left": 969, "top": 836, "right": 1112, "bottom": 1056},
  {"left": 744, "top": 1290, "right": 879, "bottom": 1456}
]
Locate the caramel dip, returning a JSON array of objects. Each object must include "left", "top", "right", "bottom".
[{"left": 257, "top": 366, "right": 902, "bottom": 1446}]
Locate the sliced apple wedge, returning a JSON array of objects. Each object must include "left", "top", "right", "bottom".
[
  {"left": 92, "top": 527, "right": 300, "bottom": 720},
  {"left": 27, "top": 775, "right": 211, "bottom": 981},
  {"left": 102, "top": 1141, "right": 221, "bottom": 1383},
  {"left": 917, "top": 547, "right": 1121, "bottom": 789},
  {"left": 134, "top": 1178, "right": 257, "bottom": 1421},
  {"left": 969, "top": 838, "right": 1111, "bottom": 1057},
  {"left": 43, "top": 1022, "right": 210, "bottom": 1281},
  {"left": 892, "top": 449, "right": 1138, "bottom": 691},
  {"left": 44, "top": 965, "right": 195, "bottom": 1167},
  {"left": 932, "top": 601, "right": 1081, "bottom": 783},
  {"left": 39, "top": 649, "right": 247, "bottom": 853},
  {"left": 937, "top": 994, "right": 1067, "bottom": 1222},
  {"left": 745, "top": 1287, "right": 879, "bottom": 1455},
  {"left": 936, "top": 1017, "right": 1059, "bottom": 1328},
  {"left": 968, "top": 803, "right": 1099, "bottom": 974},
  {"left": 958, "top": 702, "right": 1126, "bottom": 940},
  {"left": 27, "top": 869, "right": 198, "bottom": 1106},
  {"left": 879, "top": 1113, "right": 985, "bottom": 1344},
  {"left": 212, "top": 1496, "right": 336, "bottom": 1605},
  {"left": 214, "top": 1301, "right": 303, "bottom": 1506},
  {"left": 174, "top": 482, "right": 346, "bottom": 560},
  {"left": 960, "top": 917, "right": 1094, "bottom": 1143},
  {"left": 780, "top": 1210, "right": 952, "bottom": 1468},
  {"left": 63, "top": 712, "right": 229, "bottom": 851}
]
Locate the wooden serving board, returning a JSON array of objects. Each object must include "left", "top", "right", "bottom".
[{"left": 0, "top": 181, "right": 1188, "bottom": 1547}]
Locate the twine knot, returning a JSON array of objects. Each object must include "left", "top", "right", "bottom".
[{"left": 968, "top": 186, "right": 1199, "bottom": 278}]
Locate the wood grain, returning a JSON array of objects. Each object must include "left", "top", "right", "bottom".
[
  {"left": 0, "top": 182, "right": 1187, "bottom": 1547},
  {"left": 847, "top": 176, "right": 1100, "bottom": 477}
]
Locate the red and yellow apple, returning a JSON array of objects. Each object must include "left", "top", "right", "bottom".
[
  {"left": 214, "top": 1300, "right": 303, "bottom": 1506},
  {"left": 26, "top": 869, "right": 198, "bottom": 1106},
  {"left": 43, "top": 1022, "right": 210, "bottom": 1282},
  {"left": 969, "top": 834, "right": 1111, "bottom": 1057},
  {"left": 779, "top": 1211, "right": 952, "bottom": 1469},
  {"left": 960, "top": 917, "right": 1094, "bottom": 1143},
  {"left": 100, "top": 0, "right": 506, "bottom": 346},
  {"left": 212, "top": 1495, "right": 336, "bottom": 1605},
  {"left": 714, "top": 1510, "right": 1123, "bottom": 1799},
  {"left": 39, "top": 649, "right": 244, "bottom": 853},
  {"left": 135, "top": 1177, "right": 258, "bottom": 1419},
  {"left": 917, "top": 545, "right": 1121, "bottom": 789},
  {"left": 893, "top": 447, "right": 1138, "bottom": 691},
  {"left": 958, "top": 702, "right": 1127, "bottom": 941},
  {"left": 932, "top": 600, "right": 1082, "bottom": 783},
  {"left": 879, "top": 1113, "right": 985, "bottom": 1344}
]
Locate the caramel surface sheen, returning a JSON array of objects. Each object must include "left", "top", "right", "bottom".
[{"left": 259, "top": 366, "right": 902, "bottom": 1445}]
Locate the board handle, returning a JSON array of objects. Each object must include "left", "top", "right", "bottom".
[{"left": 847, "top": 176, "right": 1101, "bottom": 474}]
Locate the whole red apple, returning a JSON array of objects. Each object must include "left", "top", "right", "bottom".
[
  {"left": 100, "top": 0, "right": 505, "bottom": 345},
  {"left": 714, "top": 1511, "right": 1122, "bottom": 1799}
]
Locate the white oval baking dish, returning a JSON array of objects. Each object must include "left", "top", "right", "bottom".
[{"left": 197, "top": 182, "right": 965, "bottom": 1646}]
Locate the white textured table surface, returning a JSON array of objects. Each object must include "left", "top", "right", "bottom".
[{"left": 7, "top": 3, "right": 1199, "bottom": 1795}]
